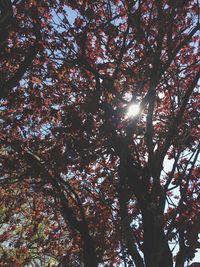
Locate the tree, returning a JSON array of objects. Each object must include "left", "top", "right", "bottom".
[{"left": 0, "top": 0, "right": 199, "bottom": 266}]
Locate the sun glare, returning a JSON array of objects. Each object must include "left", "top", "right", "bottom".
[{"left": 127, "top": 103, "right": 140, "bottom": 118}]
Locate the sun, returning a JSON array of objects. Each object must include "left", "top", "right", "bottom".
[{"left": 127, "top": 103, "right": 140, "bottom": 118}]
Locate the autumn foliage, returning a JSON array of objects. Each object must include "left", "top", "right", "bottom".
[{"left": 0, "top": 0, "right": 199, "bottom": 267}]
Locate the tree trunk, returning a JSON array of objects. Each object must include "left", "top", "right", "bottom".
[
  {"left": 81, "top": 230, "right": 98, "bottom": 267},
  {"left": 142, "top": 209, "right": 173, "bottom": 267}
]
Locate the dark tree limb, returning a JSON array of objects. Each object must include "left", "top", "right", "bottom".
[
  {"left": 161, "top": 71, "right": 200, "bottom": 161},
  {"left": 0, "top": 1, "right": 42, "bottom": 98},
  {"left": 0, "top": 0, "right": 13, "bottom": 50}
]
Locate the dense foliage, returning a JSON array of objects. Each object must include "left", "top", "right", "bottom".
[{"left": 0, "top": 1, "right": 199, "bottom": 266}]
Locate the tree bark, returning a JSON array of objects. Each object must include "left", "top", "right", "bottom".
[
  {"left": 81, "top": 229, "right": 98, "bottom": 267},
  {"left": 61, "top": 203, "right": 98, "bottom": 267},
  {"left": 142, "top": 209, "right": 173, "bottom": 267}
]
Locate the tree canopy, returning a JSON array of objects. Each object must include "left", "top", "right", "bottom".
[{"left": 0, "top": 1, "right": 199, "bottom": 266}]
